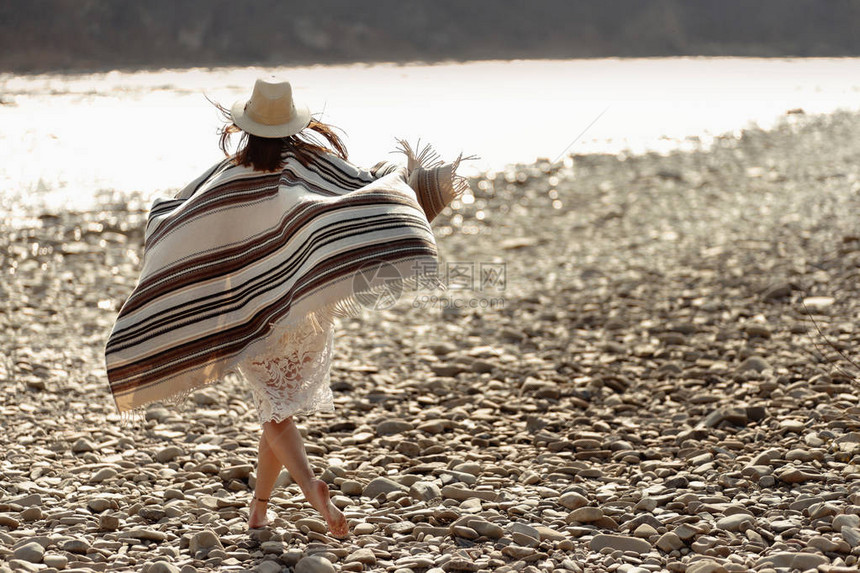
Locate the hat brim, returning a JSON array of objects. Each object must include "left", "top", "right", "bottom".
[{"left": 230, "top": 100, "right": 311, "bottom": 138}]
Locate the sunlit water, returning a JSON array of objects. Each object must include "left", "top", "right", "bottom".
[{"left": 2, "top": 57, "right": 859, "bottom": 215}]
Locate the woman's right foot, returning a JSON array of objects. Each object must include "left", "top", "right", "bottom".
[{"left": 306, "top": 479, "right": 348, "bottom": 538}]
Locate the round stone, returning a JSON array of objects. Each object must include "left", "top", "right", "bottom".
[
  {"left": 189, "top": 529, "right": 222, "bottom": 554},
  {"left": 560, "top": 491, "right": 588, "bottom": 510},
  {"left": 716, "top": 513, "right": 754, "bottom": 532},
  {"left": 295, "top": 555, "right": 336, "bottom": 573},
  {"left": 43, "top": 554, "right": 68, "bottom": 568},
  {"left": 354, "top": 522, "right": 376, "bottom": 535},
  {"left": 569, "top": 506, "right": 604, "bottom": 523},
  {"left": 13, "top": 541, "right": 44, "bottom": 563},
  {"left": 155, "top": 445, "right": 185, "bottom": 463},
  {"left": 148, "top": 561, "right": 181, "bottom": 573},
  {"left": 589, "top": 534, "right": 652, "bottom": 555}
]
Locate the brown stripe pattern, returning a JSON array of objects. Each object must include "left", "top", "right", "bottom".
[{"left": 104, "top": 146, "right": 467, "bottom": 414}]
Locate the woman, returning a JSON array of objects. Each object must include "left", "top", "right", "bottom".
[{"left": 104, "top": 77, "right": 469, "bottom": 537}]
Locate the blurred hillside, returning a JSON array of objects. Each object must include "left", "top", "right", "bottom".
[{"left": 2, "top": 0, "right": 860, "bottom": 73}]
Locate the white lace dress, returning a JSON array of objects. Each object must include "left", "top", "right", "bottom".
[{"left": 236, "top": 320, "right": 336, "bottom": 425}]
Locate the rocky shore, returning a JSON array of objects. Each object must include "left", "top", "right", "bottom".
[{"left": 1, "top": 110, "right": 859, "bottom": 573}]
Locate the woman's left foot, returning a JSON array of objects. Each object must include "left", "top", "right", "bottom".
[{"left": 248, "top": 496, "right": 272, "bottom": 528}]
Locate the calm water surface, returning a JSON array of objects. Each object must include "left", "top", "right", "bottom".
[{"left": 2, "top": 57, "right": 859, "bottom": 215}]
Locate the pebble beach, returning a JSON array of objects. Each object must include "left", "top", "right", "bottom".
[{"left": 1, "top": 109, "right": 860, "bottom": 572}]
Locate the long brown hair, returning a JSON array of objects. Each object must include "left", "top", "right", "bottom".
[{"left": 213, "top": 101, "right": 349, "bottom": 172}]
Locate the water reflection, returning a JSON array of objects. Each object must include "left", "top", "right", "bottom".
[{"left": 1, "top": 57, "right": 859, "bottom": 216}]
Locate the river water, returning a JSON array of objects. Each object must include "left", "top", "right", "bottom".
[{"left": 2, "top": 57, "right": 859, "bottom": 215}]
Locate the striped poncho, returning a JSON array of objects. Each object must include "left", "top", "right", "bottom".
[{"left": 104, "top": 142, "right": 467, "bottom": 421}]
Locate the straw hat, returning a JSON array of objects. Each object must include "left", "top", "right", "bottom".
[{"left": 230, "top": 77, "right": 311, "bottom": 138}]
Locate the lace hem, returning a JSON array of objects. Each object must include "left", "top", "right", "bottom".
[{"left": 235, "top": 319, "right": 336, "bottom": 425}]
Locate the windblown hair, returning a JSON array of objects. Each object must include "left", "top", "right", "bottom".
[{"left": 213, "top": 101, "right": 349, "bottom": 172}]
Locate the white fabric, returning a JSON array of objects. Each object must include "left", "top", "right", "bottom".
[{"left": 236, "top": 318, "right": 336, "bottom": 424}]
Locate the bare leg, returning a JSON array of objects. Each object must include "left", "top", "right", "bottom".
[
  {"left": 248, "top": 432, "right": 281, "bottom": 528},
  {"left": 262, "top": 417, "right": 348, "bottom": 538}
]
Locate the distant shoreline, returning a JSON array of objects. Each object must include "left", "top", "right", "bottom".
[
  {"left": 2, "top": 0, "right": 859, "bottom": 74},
  {"left": 6, "top": 53, "right": 860, "bottom": 78}
]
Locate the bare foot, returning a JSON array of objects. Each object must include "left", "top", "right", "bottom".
[
  {"left": 305, "top": 479, "right": 348, "bottom": 538},
  {"left": 248, "top": 498, "right": 271, "bottom": 529}
]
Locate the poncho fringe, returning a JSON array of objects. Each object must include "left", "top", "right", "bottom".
[{"left": 107, "top": 141, "right": 470, "bottom": 428}]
